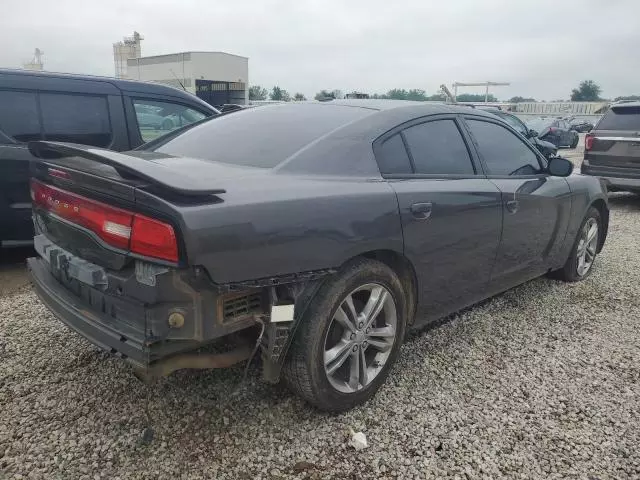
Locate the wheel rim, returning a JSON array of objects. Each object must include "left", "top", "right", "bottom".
[
  {"left": 576, "top": 218, "right": 598, "bottom": 276},
  {"left": 323, "top": 283, "right": 397, "bottom": 394}
]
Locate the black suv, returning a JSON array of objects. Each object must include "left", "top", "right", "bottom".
[
  {"left": 582, "top": 102, "right": 640, "bottom": 194},
  {"left": 0, "top": 69, "right": 218, "bottom": 247}
]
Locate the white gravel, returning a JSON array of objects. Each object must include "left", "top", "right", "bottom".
[{"left": 1, "top": 193, "right": 639, "bottom": 479}]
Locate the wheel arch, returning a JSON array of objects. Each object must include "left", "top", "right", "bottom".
[
  {"left": 265, "top": 249, "right": 419, "bottom": 383},
  {"left": 358, "top": 249, "right": 419, "bottom": 326}
]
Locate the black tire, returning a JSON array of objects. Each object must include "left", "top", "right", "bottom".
[
  {"left": 571, "top": 135, "right": 579, "bottom": 149},
  {"left": 283, "top": 258, "right": 407, "bottom": 412},
  {"left": 553, "top": 207, "right": 601, "bottom": 282}
]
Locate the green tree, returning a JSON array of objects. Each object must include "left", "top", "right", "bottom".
[
  {"left": 386, "top": 89, "right": 409, "bottom": 100},
  {"left": 249, "top": 85, "right": 268, "bottom": 101},
  {"left": 509, "top": 96, "right": 536, "bottom": 103},
  {"left": 455, "top": 93, "right": 498, "bottom": 102},
  {"left": 293, "top": 92, "right": 307, "bottom": 101},
  {"left": 406, "top": 89, "right": 428, "bottom": 101},
  {"left": 270, "top": 86, "right": 290, "bottom": 101},
  {"left": 427, "top": 93, "right": 447, "bottom": 101},
  {"left": 570, "top": 80, "right": 602, "bottom": 101}
]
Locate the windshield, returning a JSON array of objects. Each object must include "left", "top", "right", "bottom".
[
  {"left": 526, "top": 118, "right": 553, "bottom": 132},
  {"left": 153, "top": 103, "right": 373, "bottom": 168}
]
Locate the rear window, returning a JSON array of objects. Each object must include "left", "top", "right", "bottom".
[
  {"left": 153, "top": 104, "right": 373, "bottom": 168},
  {"left": 597, "top": 106, "right": 640, "bottom": 130}
]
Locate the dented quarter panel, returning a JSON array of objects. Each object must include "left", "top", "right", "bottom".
[{"left": 178, "top": 174, "right": 404, "bottom": 284}]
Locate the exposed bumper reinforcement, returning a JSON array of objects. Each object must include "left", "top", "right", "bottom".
[{"left": 28, "top": 256, "right": 149, "bottom": 368}]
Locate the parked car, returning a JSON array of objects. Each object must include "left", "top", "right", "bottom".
[
  {"left": 581, "top": 101, "right": 640, "bottom": 193},
  {"left": 476, "top": 107, "right": 558, "bottom": 159},
  {"left": 27, "top": 101, "right": 609, "bottom": 412},
  {"left": 0, "top": 69, "right": 218, "bottom": 247},
  {"left": 569, "top": 118, "right": 594, "bottom": 133},
  {"left": 526, "top": 117, "right": 580, "bottom": 148}
]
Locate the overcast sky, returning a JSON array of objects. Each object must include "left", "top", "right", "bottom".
[{"left": 1, "top": 0, "right": 638, "bottom": 100}]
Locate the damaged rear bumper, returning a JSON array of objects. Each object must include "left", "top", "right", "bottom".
[
  {"left": 28, "top": 256, "right": 150, "bottom": 368},
  {"left": 27, "top": 251, "right": 262, "bottom": 378}
]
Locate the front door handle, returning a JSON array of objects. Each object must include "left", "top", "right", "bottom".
[
  {"left": 505, "top": 200, "right": 519, "bottom": 213},
  {"left": 410, "top": 202, "right": 433, "bottom": 220}
]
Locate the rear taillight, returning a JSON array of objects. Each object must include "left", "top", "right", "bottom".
[
  {"left": 30, "top": 179, "right": 179, "bottom": 262},
  {"left": 585, "top": 133, "right": 594, "bottom": 151},
  {"left": 131, "top": 214, "right": 178, "bottom": 262}
]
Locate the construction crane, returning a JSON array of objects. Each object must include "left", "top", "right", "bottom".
[{"left": 23, "top": 48, "right": 44, "bottom": 71}]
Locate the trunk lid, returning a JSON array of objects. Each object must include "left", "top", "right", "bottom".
[{"left": 28, "top": 141, "right": 246, "bottom": 271}]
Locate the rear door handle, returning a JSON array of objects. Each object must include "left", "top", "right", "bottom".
[
  {"left": 505, "top": 200, "right": 519, "bottom": 213},
  {"left": 410, "top": 202, "right": 433, "bottom": 220}
]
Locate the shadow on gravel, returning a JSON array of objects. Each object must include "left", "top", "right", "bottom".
[{"left": 0, "top": 246, "right": 34, "bottom": 296}]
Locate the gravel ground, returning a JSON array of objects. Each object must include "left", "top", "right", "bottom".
[{"left": 1, "top": 193, "right": 639, "bottom": 480}]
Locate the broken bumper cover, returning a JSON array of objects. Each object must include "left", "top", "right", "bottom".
[{"left": 28, "top": 256, "right": 150, "bottom": 369}]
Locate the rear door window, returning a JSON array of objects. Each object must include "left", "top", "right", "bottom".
[
  {"left": 40, "top": 93, "right": 112, "bottom": 147},
  {"left": 0, "top": 90, "right": 41, "bottom": 143},
  {"left": 402, "top": 119, "right": 475, "bottom": 175},
  {"left": 133, "top": 99, "right": 208, "bottom": 143},
  {"left": 597, "top": 106, "right": 640, "bottom": 130}
]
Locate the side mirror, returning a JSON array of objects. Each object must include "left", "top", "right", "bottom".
[
  {"left": 547, "top": 156, "right": 573, "bottom": 177},
  {"left": 528, "top": 129, "right": 538, "bottom": 138}
]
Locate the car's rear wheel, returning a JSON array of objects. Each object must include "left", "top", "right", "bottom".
[
  {"left": 553, "top": 207, "right": 601, "bottom": 282},
  {"left": 571, "top": 135, "right": 579, "bottom": 148},
  {"left": 283, "top": 258, "right": 407, "bottom": 412}
]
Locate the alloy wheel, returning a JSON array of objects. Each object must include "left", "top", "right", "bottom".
[
  {"left": 323, "top": 283, "right": 398, "bottom": 394},
  {"left": 576, "top": 217, "right": 598, "bottom": 276}
]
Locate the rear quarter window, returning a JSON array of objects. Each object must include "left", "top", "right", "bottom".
[{"left": 597, "top": 107, "right": 640, "bottom": 130}]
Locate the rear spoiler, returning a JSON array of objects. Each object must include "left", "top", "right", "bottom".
[{"left": 28, "top": 141, "right": 226, "bottom": 197}]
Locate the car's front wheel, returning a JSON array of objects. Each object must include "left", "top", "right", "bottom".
[
  {"left": 554, "top": 207, "right": 601, "bottom": 282},
  {"left": 283, "top": 258, "right": 407, "bottom": 411}
]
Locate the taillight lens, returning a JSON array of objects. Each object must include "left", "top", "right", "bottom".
[
  {"left": 31, "top": 179, "right": 179, "bottom": 262},
  {"left": 131, "top": 214, "right": 178, "bottom": 263},
  {"left": 585, "top": 134, "right": 594, "bottom": 151}
]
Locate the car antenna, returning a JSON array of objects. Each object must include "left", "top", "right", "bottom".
[{"left": 169, "top": 69, "right": 187, "bottom": 91}]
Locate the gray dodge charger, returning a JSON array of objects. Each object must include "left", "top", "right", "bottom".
[{"left": 27, "top": 101, "right": 609, "bottom": 411}]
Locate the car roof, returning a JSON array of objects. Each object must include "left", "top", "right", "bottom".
[
  {"left": 0, "top": 68, "right": 216, "bottom": 112},
  {"left": 611, "top": 101, "right": 640, "bottom": 110},
  {"left": 326, "top": 99, "right": 498, "bottom": 116}
]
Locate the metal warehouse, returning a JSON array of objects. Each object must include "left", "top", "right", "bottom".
[{"left": 127, "top": 51, "right": 249, "bottom": 106}]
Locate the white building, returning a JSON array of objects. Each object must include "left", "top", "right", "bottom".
[{"left": 127, "top": 51, "right": 249, "bottom": 105}]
